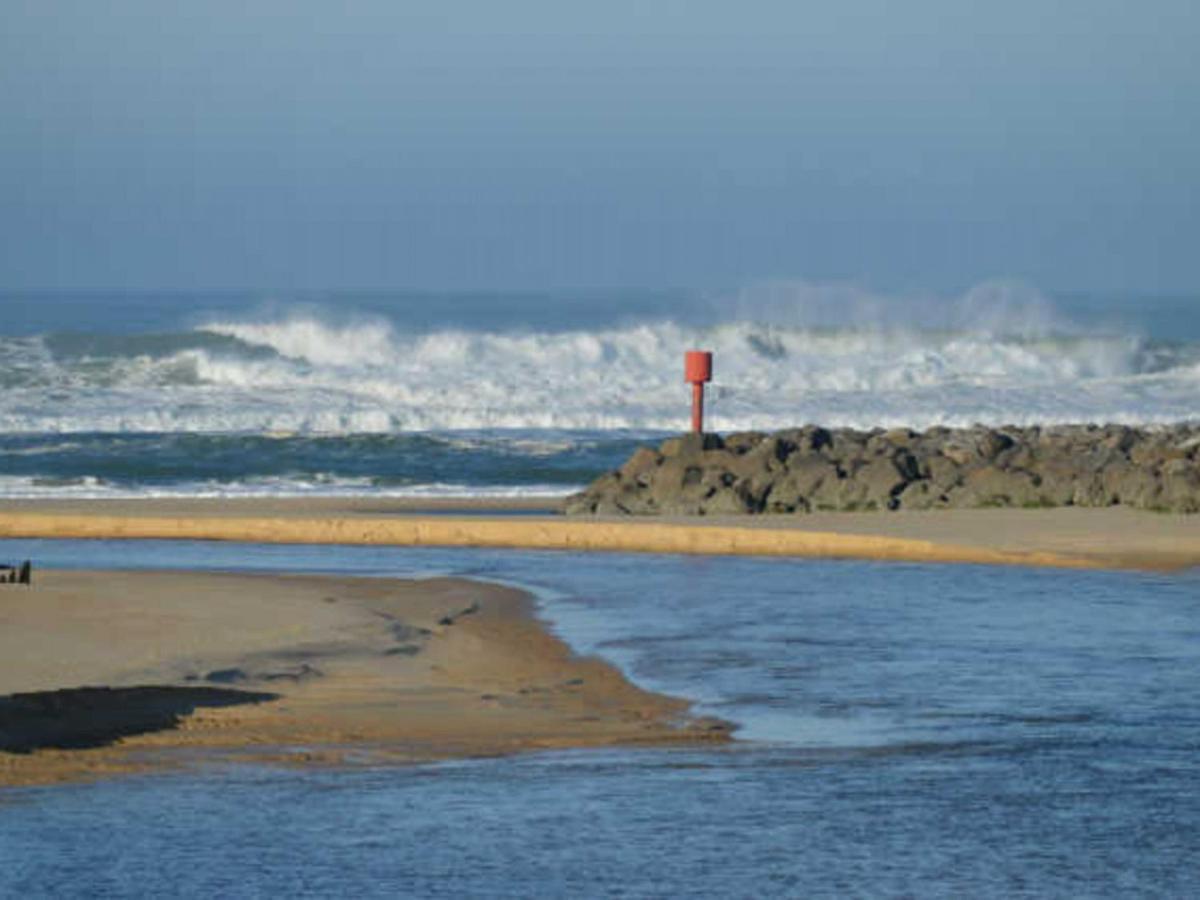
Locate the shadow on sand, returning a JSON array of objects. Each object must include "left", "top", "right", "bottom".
[{"left": 0, "top": 686, "right": 278, "bottom": 754}]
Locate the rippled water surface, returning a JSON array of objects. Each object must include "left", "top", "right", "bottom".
[
  {"left": 2, "top": 540, "right": 1198, "bottom": 897},
  {"left": 5, "top": 288, "right": 1200, "bottom": 498}
]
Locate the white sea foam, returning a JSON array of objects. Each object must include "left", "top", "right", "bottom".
[
  {"left": 727, "top": 278, "right": 1070, "bottom": 337},
  {"left": 3, "top": 290, "right": 1198, "bottom": 434},
  {"left": 0, "top": 474, "right": 576, "bottom": 500},
  {"left": 205, "top": 317, "right": 400, "bottom": 368}
]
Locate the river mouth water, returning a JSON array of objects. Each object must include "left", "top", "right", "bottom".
[{"left": 2, "top": 540, "right": 1198, "bottom": 897}]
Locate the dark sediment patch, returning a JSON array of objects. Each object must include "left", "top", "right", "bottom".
[
  {"left": 0, "top": 685, "right": 278, "bottom": 754},
  {"left": 261, "top": 663, "right": 322, "bottom": 683},
  {"left": 383, "top": 645, "right": 422, "bottom": 657},
  {"left": 564, "top": 424, "right": 1200, "bottom": 516},
  {"left": 438, "top": 602, "right": 480, "bottom": 626},
  {"left": 188, "top": 663, "right": 323, "bottom": 685}
]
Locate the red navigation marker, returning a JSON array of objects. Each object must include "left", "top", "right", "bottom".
[{"left": 684, "top": 350, "right": 713, "bottom": 434}]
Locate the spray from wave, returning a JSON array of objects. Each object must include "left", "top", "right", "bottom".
[
  {"left": 2, "top": 281, "right": 1198, "bottom": 434},
  {"left": 724, "top": 278, "right": 1070, "bottom": 337}
]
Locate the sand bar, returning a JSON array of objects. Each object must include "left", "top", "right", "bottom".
[
  {"left": 0, "top": 570, "right": 729, "bottom": 787},
  {"left": 2, "top": 499, "right": 1200, "bottom": 570}
]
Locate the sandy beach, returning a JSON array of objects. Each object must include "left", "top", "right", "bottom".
[
  {"left": 2, "top": 498, "right": 1199, "bottom": 570},
  {"left": 0, "top": 570, "right": 729, "bottom": 787},
  {"left": 2, "top": 499, "right": 1195, "bottom": 785}
]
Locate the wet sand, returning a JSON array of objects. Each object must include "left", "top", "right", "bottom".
[
  {"left": 2, "top": 499, "right": 1199, "bottom": 570},
  {"left": 0, "top": 570, "right": 728, "bottom": 787}
]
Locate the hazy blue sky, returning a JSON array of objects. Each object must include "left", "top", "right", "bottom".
[{"left": 2, "top": 0, "right": 1197, "bottom": 293}]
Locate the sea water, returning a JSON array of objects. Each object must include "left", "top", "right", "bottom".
[
  {"left": 3, "top": 283, "right": 1199, "bottom": 498},
  {"left": 1, "top": 540, "right": 1198, "bottom": 897}
]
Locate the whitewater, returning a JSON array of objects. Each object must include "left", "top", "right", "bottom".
[{"left": 2, "top": 284, "right": 1198, "bottom": 497}]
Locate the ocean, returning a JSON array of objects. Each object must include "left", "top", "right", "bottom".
[
  {"left": 1, "top": 539, "right": 1198, "bottom": 898},
  {"left": 3, "top": 283, "right": 1198, "bottom": 498},
  {"left": 3, "top": 285, "right": 1200, "bottom": 895}
]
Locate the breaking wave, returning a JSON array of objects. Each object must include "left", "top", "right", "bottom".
[
  {"left": 3, "top": 286, "right": 1199, "bottom": 435},
  {"left": 5, "top": 283, "right": 1198, "bottom": 498}
]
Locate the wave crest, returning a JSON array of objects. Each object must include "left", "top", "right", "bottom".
[
  {"left": 202, "top": 317, "right": 399, "bottom": 367},
  {"left": 3, "top": 294, "right": 1198, "bottom": 433}
]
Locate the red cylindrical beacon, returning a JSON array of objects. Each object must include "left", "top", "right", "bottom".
[{"left": 684, "top": 350, "right": 713, "bottom": 434}]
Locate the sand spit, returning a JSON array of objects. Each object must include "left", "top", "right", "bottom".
[
  {"left": 3, "top": 500, "right": 1200, "bottom": 569},
  {"left": 0, "top": 570, "right": 729, "bottom": 787}
]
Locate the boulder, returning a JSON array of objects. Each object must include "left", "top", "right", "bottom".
[
  {"left": 1034, "top": 460, "right": 1085, "bottom": 506},
  {"left": 854, "top": 457, "right": 912, "bottom": 510},
  {"left": 620, "top": 447, "right": 663, "bottom": 481},
  {"left": 702, "top": 484, "right": 756, "bottom": 515},
  {"left": 564, "top": 424, "right": 1200, "bottom": 516},
  {"left": 1070, "top": 478, "right": 1109, "bottom": 507},
  {"left": 660, "top": 432, "right": 724, "bottom": 458},
  {"left": 1160, "top": 459, "right": 1200, "bottom": 513},
  {"left": 952, "top": 466, "right": 1042, "bottom": 508},
  {"left": 1102, "top": 465, "right": 1162, "bottom": 509},
  {"left": 763, "top": 458, "right": 840, "bottom": 512},
  {"left": 723, "top": 431, "right": 768, "bottom": 455},
  {"left": 895, "top": 479, "right": 948, "bottom": 510},
  {"left": 922, "top": 455, "right": 964, "bottom": 491}
]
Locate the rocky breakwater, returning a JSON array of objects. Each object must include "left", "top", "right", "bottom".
[{"left": 564, "top": 424, "right": 1200, "bottom": 516}]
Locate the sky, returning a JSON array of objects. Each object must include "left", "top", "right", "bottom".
[{"left": 1, "top": 0, "right": 1197, "bottom": 294}]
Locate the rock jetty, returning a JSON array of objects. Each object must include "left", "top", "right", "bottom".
[{"left": 564, "top": 424, "right": 1200, "bottom": 516}]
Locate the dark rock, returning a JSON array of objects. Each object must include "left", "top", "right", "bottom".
[
  {"left": 764, "top": 458, "right": 840, "bottom": 512},
  {"left": 1071, "top": 475, "right": 1115, "bottom": 508},
  {"left": 1034, "top": 460, "right": 1082, "bottom": 506},
  {"left": 723, "top": 431, "right": 768, "bottom": 454},
  {"left": 854, "top": 457, "right": 912, "bottom": 510},
  {"left": 620, "top": 447, "right": 663, "bottom": 481},
  {"left": 594, "top": 495, "right": 636, "bottom": 515},
  {"left": 823, "top": 429, "right": 869, "bottom": 462},
  {"left": 565, "top": 424, "right": 1200, "bottom": 516},
  {"left": 922, "top": 455, "right": 963, "bottom": 490},
  {"left": 1102, "top": 464, "right": 1161, "bottom": 508},
  {"left": 895, "top": 480, "right": 948, "bottom": 510},
  {"left": 1100, "top": 425, "right": 1138, "bottom": 453},
  {"left": 941, "top": 427, "right": 1013, "bottom": 466},
  {"left": 788, "top": 425, "right": 833, "bottom": 453},
  {"left": 702, "top": 485, "right": 754, "bottom": 515},
  {"left": 883, "top": 427, "right": 917, "bottom": 447},
  {"left": 953, "top": 466, "right": 1042, "bottom": 508},
  {"left": 890, "top": 449, "right": 921, "bottom": 482},
  {"left": 1160, "top": 459, "right": 1200, "bottom": 512},
  {"left": 1130, "top": 440, "right": 1168, "bottom": 467},
  {"left": 995, "top": 444, "right": 1036, "bottom": 471},
  {"left": 660, "top": 432, "right": 724, "bottom": 458},
  {"left": 746, "top": 434, "right": 799, "bottom": 470}
]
